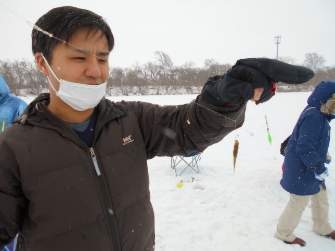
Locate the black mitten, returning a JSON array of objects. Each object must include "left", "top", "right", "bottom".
[
  {"left": 236, "top": 58, "right": 314, "bottom": 104},
  {"left": 202, "top": 58, "right": 314, "bottom": 106},
  {"left": 236, "top": 58, "right": 314, "bottom": 84}
]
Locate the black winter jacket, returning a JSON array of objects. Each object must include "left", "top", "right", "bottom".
[{"left": 0, "top": 91, "right": 246, "bottom": 251}]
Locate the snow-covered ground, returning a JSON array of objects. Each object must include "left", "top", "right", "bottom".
[{"left": 21, "top": 92, "right": 335, "bottom": 251}]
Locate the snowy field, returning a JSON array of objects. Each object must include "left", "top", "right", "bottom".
[{"left": 21, "top": 92, "right": 335, "bottom": 251}]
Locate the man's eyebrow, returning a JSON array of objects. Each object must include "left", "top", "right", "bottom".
[
  {"left": 97, "top": 51, "right": 110, "bottom": 57},
  {"left": 71, "top": 47, "right": 110, "bottom": 57}
]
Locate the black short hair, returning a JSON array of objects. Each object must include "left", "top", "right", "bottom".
[{"left": 32, "top": 6, "right": 114, "bottom": 63}]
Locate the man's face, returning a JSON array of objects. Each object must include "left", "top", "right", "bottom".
[{"left": 42, "top": 27, "right": 110, "bottom": 88}]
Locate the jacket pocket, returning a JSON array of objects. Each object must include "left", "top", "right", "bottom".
[{"left": 303, "top": 169, "right": 316, "bottom": 182}]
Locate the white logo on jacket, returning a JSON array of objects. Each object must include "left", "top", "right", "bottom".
[{"left": 123, "top": 135, "right": 134, "bottom": 145}]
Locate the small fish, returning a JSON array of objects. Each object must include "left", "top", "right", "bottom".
[{"left": 233, "top": 139, "right": 239, "bottom": 172}]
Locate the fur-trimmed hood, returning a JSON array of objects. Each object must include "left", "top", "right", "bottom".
[{"left": 308, "top": 81, "right": 335, "bottom": 114}]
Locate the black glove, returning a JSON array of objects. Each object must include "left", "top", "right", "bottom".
[{"left": 202, "top": 58, "right": 314, "bottom": 106}]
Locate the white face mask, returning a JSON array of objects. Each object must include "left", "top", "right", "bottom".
[{"left": 42, "top": 54, "right": 107, "bottom": 111}]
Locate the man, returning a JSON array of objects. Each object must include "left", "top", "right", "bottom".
[
  {"left": 0, "top": 6, "right": 313, "bottom": 251},
  {"left": 0, "top": 74, "right": 27, "bottom": 133}
]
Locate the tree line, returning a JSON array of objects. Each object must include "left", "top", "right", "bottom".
[{"left": 1, "top": 51, "right": 334, "bottom": 96}]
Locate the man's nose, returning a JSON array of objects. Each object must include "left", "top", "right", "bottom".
[{"left": 85, "top": 58, "right": 102, "bottom": 79}]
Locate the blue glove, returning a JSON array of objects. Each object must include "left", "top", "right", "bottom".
[
  {"left": 326, "top": 154, "right": 331, "bottom": 164},
  {"left": 314, "top": 168, "right": 329, "bottom": 181}
]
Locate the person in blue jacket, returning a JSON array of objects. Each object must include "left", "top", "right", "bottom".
[
  {"left": 0, "top": 74, "right": 26, "bottom": 251},
  {"left": 274, "top": 81, "right": 335, "bottom": 246},
  {"left": 0, "top": 74, "right": 27, "bottom": 133}
]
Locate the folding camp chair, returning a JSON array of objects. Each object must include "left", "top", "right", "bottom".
[{"left": 171, "top": 152, "right": 202, "bottom": 176}]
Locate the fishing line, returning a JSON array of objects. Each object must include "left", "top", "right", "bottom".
[
  {"left": 0, "top": 1, "right": 266, "bottom": 167},
  {"left": 0, "top": 2, "right": 107, "bottom": 61},
  {"left": 0, "top": 2, "right": 246, "bottom": 127}
]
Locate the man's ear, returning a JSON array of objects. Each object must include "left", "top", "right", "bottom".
[{"left": 35, "top": 52, "right": 49, "bottom": 76}]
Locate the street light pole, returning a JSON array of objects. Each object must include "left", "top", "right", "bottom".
[{"left": 274, "top": 36, "right": 281, "bottom": 59}]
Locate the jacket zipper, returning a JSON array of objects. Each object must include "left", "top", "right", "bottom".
[
  {"left": 90, "top": 148, "right": 101, "bottom": 176},
  {"left": 47, "top": 124, "right": 120, "bottom": 250},
  {"left": 89, "top": 110, "right": 126, "bottom": 251},
  {"left": 42, "top": 104, "right": 124, "bottom": 251},
  {"left": 1, "top": 121, "right": 5, "bottom": 132},
  {"left": 89, "top": 147, "right": 120, "bottom": 251}
]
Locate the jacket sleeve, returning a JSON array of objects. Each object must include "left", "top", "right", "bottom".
[
  {"left": 295, "top": 114, "right": 327, "bottom": 174},
  {"left": 130, "top": 93, "right": 246, "bottom": 159},
  {"left": 0, "top": 132, "right": 28, "bottom": 249}
]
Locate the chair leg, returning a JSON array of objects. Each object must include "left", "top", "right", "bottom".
[
  {"left": 171, "top": 156, "right": 182, "bottom": 177},
  {"left": 194, "top": 155, "right": 201, "bottom": 173},
  {"left": 178, "top": 157, "right": 199, "bottom": 176},
  {"left": 171, "top": 154, "right": 201, "bottom": 176},
  {"left": 171, "top": 157, "right": 177, "bottom": 177}
]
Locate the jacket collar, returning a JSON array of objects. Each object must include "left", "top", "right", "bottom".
[
  {"left": 13, "top": 93, "right": 128, "bottom": 149},
  {"left": 15, "top": 93, "right": 128, "bottom": 129}
]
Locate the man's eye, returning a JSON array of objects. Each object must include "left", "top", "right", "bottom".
[
  {"left": 99, "top": 58, "right": 108, "bottom": 63},
  {"left": 74, "top": 57, "right": 85, "bottom": 61}
]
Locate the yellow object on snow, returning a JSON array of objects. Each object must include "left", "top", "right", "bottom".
[{"left": 176, "top": 181, "right": 184, "bottom": 188}]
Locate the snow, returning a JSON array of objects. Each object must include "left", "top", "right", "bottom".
[{"left": 20, "top": 92, "right": 335, "bottom": 250}]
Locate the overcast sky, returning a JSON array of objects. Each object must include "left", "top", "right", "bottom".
[{"left": 0, "top": 0, "right": 334, "bottom": 68}]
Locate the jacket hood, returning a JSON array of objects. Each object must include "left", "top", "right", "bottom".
[
  {"left": 307, "top": 81, "right": 335, "bottom": 109},
  {"left": 0, "top": 74, "right": 10, "bottom": 103}
]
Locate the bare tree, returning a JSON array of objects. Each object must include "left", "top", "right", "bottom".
[
  {"left": 204, "top": 59, "right": 231, "bottom": 75},
  {"left": 21, "top": 61, "right": 48, "bottom": 95},
  {"left": 0, "top": 60, "right": 24, "bottom": 96},
  {"left": 108, "top": 67, "right": 131, "bottom": 95},
  {"left": 4, "top": 52, "right": 333, "bottom": 96},
  {"left": 128, "top": 63, "right": 149, "bottom": 95},
  {"left": 0, "top": 60, "right": 47, "bottom": 96},
  {"left": 154, "top": 51, "right": 175, "bottom": 92},
  {"left": 154, "top": 51, "right": 174, "bottom": 77},
  {"left": 303, "top": 53, "right": 326, "bottom": 72},
  {"left": 325, "top": 67, "right": 335, "bottom": 80},
  {"left": 142, "top": 62, "right": 161, "bottom": 84}
]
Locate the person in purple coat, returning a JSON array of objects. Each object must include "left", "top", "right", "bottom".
[{"left": 274, "top": 81, "right": 335, "bottom": 246}]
